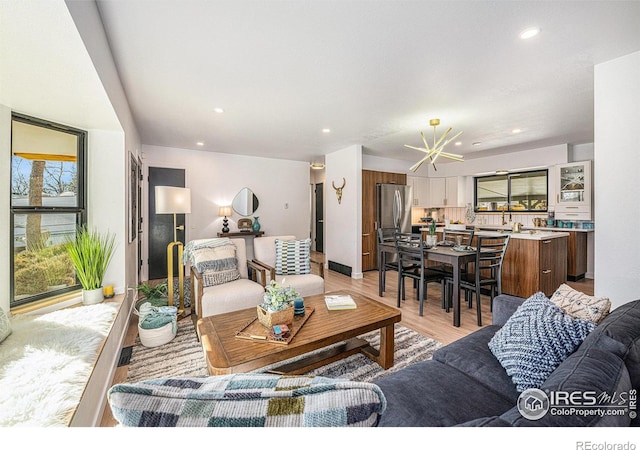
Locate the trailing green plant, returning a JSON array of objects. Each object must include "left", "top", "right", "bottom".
[
  {"left": 260, "top": 279, "right": 299, "bottom": 312},
  {"left": 136, "top": 280, "right": 168, "bottom": 300},
  {"left": 65, "top": 225, "right": 116, "bottom": 290}
]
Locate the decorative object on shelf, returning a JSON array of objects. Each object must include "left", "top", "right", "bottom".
[
  {"left": 103, "top": 284, "right": 115, "bottom": 299},
  {"left": 155, "top": 186, "right": 191, "bottom": 317},
  {"left": 257, "top": 280, "right": 298, "bottom": 328},
  {"left": 237, "top": 218, "right": 252, "bottom": 231},
  {"left": 218, "top": 205, "right": 232, "bottom": 233},
  {"left": 404, "top": 118, "right": 463, "bottom": 172},
  {"left": 252, "top": 216, "right": 261, "bottom": 232},
  {"left": 465, "top": 203, "right": 476, "bottom": 224},
  {"left": 65, "top": 225, "right": 116, "bottom": 305},
  {"left": 332, "top": 177, "right": 346, "bottom": 204}
]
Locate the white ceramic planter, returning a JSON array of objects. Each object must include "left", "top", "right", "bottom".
[{"left": 82, "top": 287, "right": 104, "bottom": 305}]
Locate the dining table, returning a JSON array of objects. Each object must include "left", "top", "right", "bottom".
[{"left": 378, "top": 241, "right": 477, "bottom": 327}]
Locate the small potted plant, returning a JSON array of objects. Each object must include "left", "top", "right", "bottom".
[
  {"left": 135, "top": 280, "right": 169, "bottom": 314},
  {"left": 426, "top": 222, "right": 437, "bottom": 247},
  {"left": 257, "top": 280, "right": 298, "bottom": 328},
  {"left": 65, "top": 225, "right": 116, "bottom": 305}
]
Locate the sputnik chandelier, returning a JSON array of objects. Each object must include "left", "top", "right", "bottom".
[{"left": 404, "top": 118, "right": 464, "bottom": 172}]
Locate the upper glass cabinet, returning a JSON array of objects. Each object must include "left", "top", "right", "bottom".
[
  {"left": 555, "top": 160, "right": 592, "bottom": 220},
  {"left": 557, "top": 161, "right": 591, "bottom": 205}
]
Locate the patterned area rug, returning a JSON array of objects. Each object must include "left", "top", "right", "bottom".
[{"left": 126, "top": 316, "right": 442, "bottom": 383}]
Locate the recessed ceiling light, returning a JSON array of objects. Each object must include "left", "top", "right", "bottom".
[
  {"left": 322, "top": 128, "right": 331, "bottom": 133},
  {"left": 512, "top": 128, "right": 521, "bottom": 134},
  {"left": 520, "top": 27, "right": 540, "bottom": 40},
  {"left": 310, "top": 162, "right": 325, "bottom": 170},
  {"left": 196, "top": 142, "right": 204, "bottom": 146},
  {"left": 455, "top": 141, "right": 462, "bottom": 146},
  {"left": 213, "top": 108, "right": 224, "bottom": 113}
]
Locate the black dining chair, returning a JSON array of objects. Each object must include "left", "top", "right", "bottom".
[
  {"left": 441, "top": 228, "right": 475, "bottom": 247},
  {"left": 445, "top": 234, "right": 511, "bottom": 326},
  {"left": 377, "top": 227, "right": 399, "bottom": 296},
  {"left": 394, "top": 232, "right": 445, "bottom": 316},
  {"left": 434, "top": 228, "right": 475, "bottom": 308}
]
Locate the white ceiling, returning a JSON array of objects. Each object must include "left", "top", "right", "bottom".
[
  {"left": 4, "top": 1, "right": 640, "bottom": 167},
  {"left": 0, "top": 1, "right": 121, "bottom": 132}
]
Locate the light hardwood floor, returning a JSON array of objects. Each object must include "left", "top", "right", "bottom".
[{"left": 100, "top": 254, "right": 594, "bottom": 426}]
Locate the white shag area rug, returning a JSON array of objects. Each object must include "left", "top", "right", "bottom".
[{"left": 0, "top": 303, "right": 118, "bottom": 427}]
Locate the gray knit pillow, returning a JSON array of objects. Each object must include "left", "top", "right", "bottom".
[{"left": 488, "top": 292, "right": 596, "bottom": 392}]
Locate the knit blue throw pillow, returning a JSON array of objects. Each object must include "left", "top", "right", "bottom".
[{"left": 488, "top": 292, "right": 596, "bottom": 392}]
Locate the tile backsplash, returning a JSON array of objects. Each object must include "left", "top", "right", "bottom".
[{"left": 436, "top": 207, "right": 593, "bottom": 229}]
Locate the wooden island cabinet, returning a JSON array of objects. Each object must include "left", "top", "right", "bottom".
[{"left": 501, "top": 233, "right": 568, "bottom": 298}]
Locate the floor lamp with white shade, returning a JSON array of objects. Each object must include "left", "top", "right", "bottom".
[{"left": 155, "top": 185, "right": 191, "bottom": 317}]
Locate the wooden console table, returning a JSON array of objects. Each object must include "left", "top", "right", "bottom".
[{"left": 217, "top": 231, "right": 265, "bottom": 238}]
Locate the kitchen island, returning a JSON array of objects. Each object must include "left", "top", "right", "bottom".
[
  {"left": 422, "top": 227, "right": 569, "bottom": 298},
  {"left": 477, "top": 229, "right": 568, "bottom": 298}
]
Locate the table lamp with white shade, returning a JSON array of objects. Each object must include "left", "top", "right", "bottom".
[
  {"left": 155, "top": 186, "right": 191, "bottom": 317},
  {"left": 219, "top": 205, "right": 232, "bottom": 233}
]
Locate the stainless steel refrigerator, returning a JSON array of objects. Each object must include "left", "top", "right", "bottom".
[{"left": 376, "top": 183, "right": 413, "bottom": 233}]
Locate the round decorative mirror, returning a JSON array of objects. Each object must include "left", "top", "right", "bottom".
[{"left": 232, "top": 187, "right": 259, "bottom": 216}]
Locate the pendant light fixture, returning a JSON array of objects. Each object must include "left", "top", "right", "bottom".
[{"left": 404, "top": 118, "right": 464, "bottom": 172}]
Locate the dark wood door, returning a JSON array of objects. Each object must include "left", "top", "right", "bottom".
[
  {"left": 148, "top": 167, "right": 186, "bottom": 280},
  {"left": 315, "top": 183, "right": 324, "bottom": 253}
]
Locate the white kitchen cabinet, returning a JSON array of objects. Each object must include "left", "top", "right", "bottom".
[
  {"left": 555, "top": 161, "right": 592, "bottom": 220},
  {"left": 429, "top": 176, "right": 464, "bottom": 207},
  {"left": 408, "top": 176, "right": 430, "bottom": 206}
]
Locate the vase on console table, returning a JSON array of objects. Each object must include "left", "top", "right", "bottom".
[{"left": 252, "top": 216, "right": 261, "bottom": 232}]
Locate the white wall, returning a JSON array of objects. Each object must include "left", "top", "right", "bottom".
[
  {"left": 363, "top": 154, "right": 428, "bottom": 177},
  {"left": 87, "top": 130, "right": 127, "bottom": 293},
  {"left": 594, "top": 50, "right": 640, "bottom": 308},
  {"left": 325, "top": 145, "right": 363, "bottom": 279},
  {"left": 0, "top": 105, "right": 11, "bottom": 313},
  {"left": 66, "top": 0, "right": 142, "bottom": 292},
  {"left": 140, "top": 145, "right": 311, "bottom": 278}
]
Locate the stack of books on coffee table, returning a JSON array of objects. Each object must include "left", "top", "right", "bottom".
[{"left": 324, "top": 295, "right": 357, "bottom": 310}]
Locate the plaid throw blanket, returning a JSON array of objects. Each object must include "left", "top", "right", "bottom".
[{"left": 108, "top": 373, "right": 386, "bottom": 427}]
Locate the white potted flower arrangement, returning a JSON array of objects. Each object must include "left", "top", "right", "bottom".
[{"left": 257, "top": 279, "right": 299, "bottom": 328}]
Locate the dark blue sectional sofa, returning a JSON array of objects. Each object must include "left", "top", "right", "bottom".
[{"left": 375, "top": 294, "right": 640, "bottom": 426}]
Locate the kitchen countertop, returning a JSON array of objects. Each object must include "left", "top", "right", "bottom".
[
  {"left": 473, "top": 225, "right": 593, "bottom": 233},
  {"left": 475, "top": 229, "right": 570, "bottom": 240},
  {"left": 420, "top": 226, "right": 570, "bottom": 240}
]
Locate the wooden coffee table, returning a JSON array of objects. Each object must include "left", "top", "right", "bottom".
[{"left": 196, "top": 290, "right": 402, "bottom": 375}]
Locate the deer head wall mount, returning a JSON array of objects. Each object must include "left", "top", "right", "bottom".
[{"left": 332, "top": 178, "right": 346, "bottom": 204}]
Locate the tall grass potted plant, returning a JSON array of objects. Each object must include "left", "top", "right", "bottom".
[{"left": 65, "top": 225, "right": 116, "bottom": 305}]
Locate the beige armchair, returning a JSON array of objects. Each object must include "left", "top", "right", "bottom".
[
  {"left": 189, "top": 238, "right": 266, "bottom": 323},
  {"left": 253, "top": 235, "right": 325, "bottom": 298}
]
